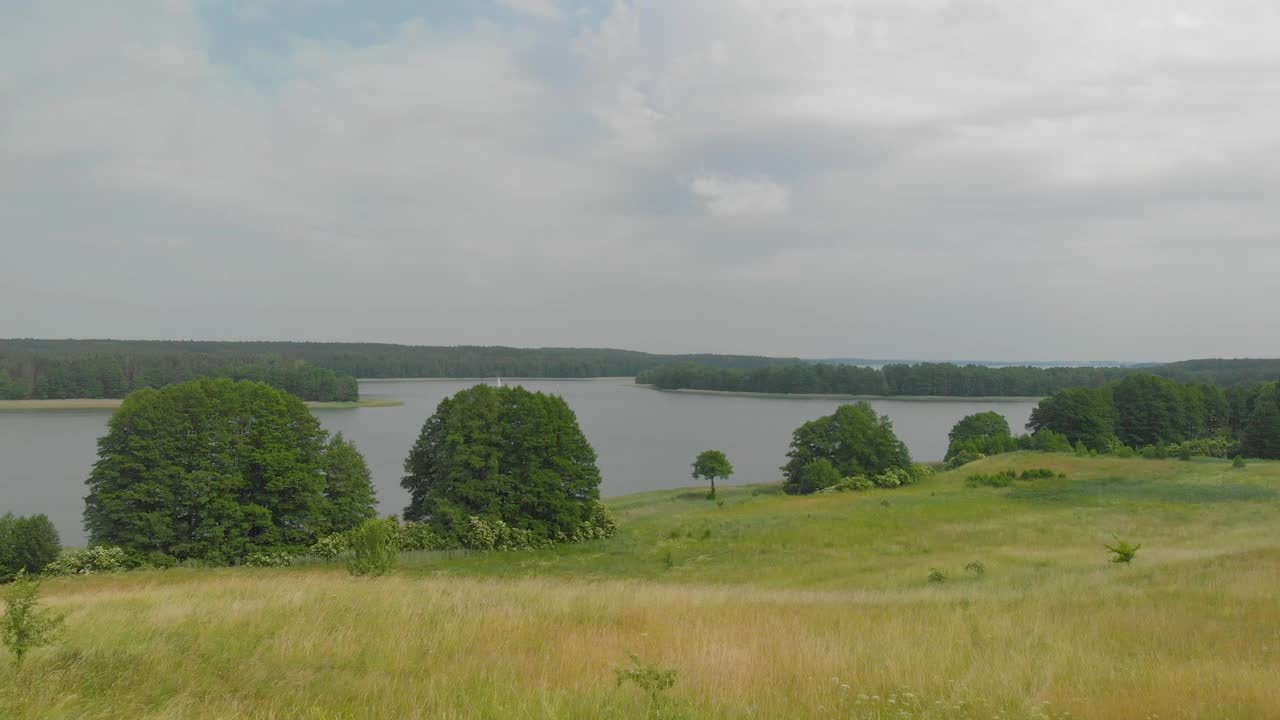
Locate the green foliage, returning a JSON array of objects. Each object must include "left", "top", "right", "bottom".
[
  {"left": 1241, "top": 383, "right": 1280, "bottom": 459},
  {"left": 1017, "top": 430, "right": 1074, "bottom": 453},
  {"left": 1233, "top": 455, "right": 1247, "bottom": 469},
  {"left": 967, "top": 468, "right": 1061, "bottom": 488},
  {"left": 307, "top": 533, "right": 351, "bottom": 559},
  {"left": 42, "top": 546, "right": 127, "bottom": 576},
  {"left": 615, "top": 654, "right": 679, "bottom": 718},
  {"left": 402, "top": 384, "right": 603, "bottom": 542},
  {"left": 691, "top": 450, "right": 733, "bottom": 499},
  {"left": 1, "top": 571, "right": 65, "bottom": 666},
  {"left": 945, "top": 412, "right": 1016, "bottom": 461},
  {"left": 395, "top": 522, "right": 449, "bottom": 552},
  {"left": 319, "top": 433, "right": 378, "bottom": 535},
  {"left": 927, "top": 568, "right": 946, "bottom": 584},
  {"left": 347, "top": 518, "right": 398, "bottom": 577},
  {"left": 244, "top": 552, "right": 292, "bottom": 568},
  {"left": 0, "top": 514, "right": 62, "bottom": 583},
  {"left": 943, "top": 449, "right": 985, "bottom": 469},
  {"left": 1028, "top": 387, "right": 1118, "bottom": 450},
  {"left": 782, "top": 403, "right": 911, "bottom": 494},
  {"left": 1105, "top": 537, "right": 1141, "bottom": 564},
  {"left": 964, "top": 560, "right": 985, "bottom": 578},
  {"left": 85, "top": 378, "right": 375, "bottom": 563}
]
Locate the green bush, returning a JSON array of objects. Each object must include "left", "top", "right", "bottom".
[
  {"left": 1019, "top": 468, "right": 1058, "bottom": 480},
  {"left": 943, "top": 449, "right": 985, "bottom": 470},
  {"left": 0, "top": 514, "right": 62, "bottom": 583},
  {"left": 1105, "top": 537, "right": 1141, "bottom": 564},
  {"left": 146, "top": 551, "right": 177, "bottom": 569},
  {"left": 927, "top": 568, "right": 947, "bottom": 584},
  {"left": 964, "top": 560, "right": 985, "bottom": 578},
  {"left": 2, "top": 571, "right": 65, "bottom": 666},
  {"left": 347, "top": 518, "right": 398, "bottom": 577},
  {"left": 308, "top": 533, "right": 351, "bottom": 559},
  {"left": 965, "top": 470, "right": 1017, "bottom": 488},
  {"left": 244, "top": 552, "right": 292, "bottom": 568},
  {"left": 1233, "top": 455, "right": 1247, "bottom": 469},
  {"left": 42, "top": 546, "right": 127, "bottom": 577},
  {"left": 616, "top": 654, "right": 679, "bottom": 719},
  {"left": 794, "top": 458, "right": 843, "bottom": 494}
]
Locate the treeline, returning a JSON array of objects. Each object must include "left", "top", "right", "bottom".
[
  {"left": 637, "top": 362, "right": 1135, "bottom": 397},
  {"left": 0, "top": 339, "right": 793, "bottom": 382},
  {"left": 638, "top": 359, "right": 1280, "bottom": 397},
  {"left": 1028, "top": 375, "right": 1280, "bottom": 458},
  {"left": 0, "top": 350, "right": 357, "bottom": 402}
]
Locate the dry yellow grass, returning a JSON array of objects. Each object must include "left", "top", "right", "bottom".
[{"left": 4, "top": 454, "right": 1279, "bottom": 719}]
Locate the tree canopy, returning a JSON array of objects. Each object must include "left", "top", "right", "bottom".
[
  {"left": 782, "top": 402, "right": 911, "bottom": 494},
  {"left": 401, "top": 384, "right": 603, "bottom": 541},
  {"left": 945, "top": 412, "right": 1016, "bottom": 461},
  {"left": 0, "top": 514, "right": 61, "bottom": 583},
  {"left": 84, "top": 378, "right": 377, "bottom": 562},
  {"left": 691, "top": 450, "right": 733, "bottom": 498}
]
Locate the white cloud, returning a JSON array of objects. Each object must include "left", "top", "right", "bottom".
[
  {"left": 2, "top": 1, "right": 1280, "bottom": 359},
  {"left": 689, "top": 174, "right": 789, "bottom": 218},
  {"left": 500, "top": 0, "right": 561, "bottom": 21}
]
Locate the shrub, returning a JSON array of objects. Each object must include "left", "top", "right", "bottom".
[
  {"left": 308, "top": 533, "right": 351, "bottom": 559},
  {"left": 964, "top": 560, "right": 985, "bottom": 578},
  {"left": 1113, "top": 445, "right": 1137, "bottom": 458},
  {"left": 817, "top": 475, "right": 875, "bottom": 493},
  {"left": 871, "top": 466, "right": 915, "bottom": 488},
  {"left": 943, "top": 450, "right": 985, "bottom": 470},
  {"left": 146, "top": 551, "right": 177, "bottom": 569},
  {"left": 42, "top": 546, "right": 127, "bottom": 577},
  {"left": 927, "top": 568, "right": 947, "bottom": 584},
  {"left": 616, "top": 654, "right": 678, "bottom": 719},
  {"left": 1105, "top": 537, "right": 1141, "bottom": 564},
  {"left": 1233, "top": 455, "right": 1247, "bottom": 469},
  {"left": 1074, "top": 441, "right": 1089, "bottom": 457},
  {"left": 396, "top": 521, "right": 450, "bottom": 552},
  {"left": 572, "top": 501, "right": 618, "bottom": 542},
  {"left": 795, "top": 458, "right": 843, "bottom": 494},
  {"left": 244, "top": 552, "right": 292, "bottom": 568},
  {"left": 965, "top": 470, "right": 1017, "bottom": 488},
  {"left": 1, "top": 571, "right": 65, "bottom": 666},
  {"left": 347, "top": 518, "right": 398, "bottom": 577},
  {"left": 0, "top": 514, "right": 62, "bottom": 583},
  {"left": 1019, "top": 468, "right": 1058, "bottom": 480}
]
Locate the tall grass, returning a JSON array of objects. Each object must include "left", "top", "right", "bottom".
[{"left": 3, "top": 453, "right": 1278, "bottom": 719}]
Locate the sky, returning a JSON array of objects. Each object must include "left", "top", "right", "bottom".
[{"left": 2, "top": 1, "right": 1279, "bottom": 362}]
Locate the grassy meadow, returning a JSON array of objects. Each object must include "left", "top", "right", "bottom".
[{"left": 4, "top": 453, "right": 1279, "bottom": 719}]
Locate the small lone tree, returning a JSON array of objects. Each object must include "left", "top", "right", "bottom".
[
  {"left": 1105, "top": 537, "right": 1141, "bottom": 564},
  {"left": 2, "top": 571, "right": 65, "bottom": 666},
  {"left": 692, "top": 450, "right": 733, "bottom": 499},
  {"left": 347, "top": 518, "right": 398, "bottom": 577}
]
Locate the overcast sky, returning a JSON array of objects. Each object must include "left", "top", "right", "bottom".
[{"left": 2, "top": 1, "right": 1278, "bottom": 361}]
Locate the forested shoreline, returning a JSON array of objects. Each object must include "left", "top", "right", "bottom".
[{"left": 637, "top": 358, "right": 1280, "bottom": 397}]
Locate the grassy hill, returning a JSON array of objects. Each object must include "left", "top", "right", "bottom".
[{"left": 5, "top": 453, "right": 1279, "bottom": 719}]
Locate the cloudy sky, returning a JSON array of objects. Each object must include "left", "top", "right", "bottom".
[{"left": 2, "top": 1, "right": 1278, "bottom": 361}]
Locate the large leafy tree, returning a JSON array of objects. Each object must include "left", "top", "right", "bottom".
[
  {"left": 84, "top": 378, "right": 376, "bottom": 562},
  {"left": 1027, "top": 387, "right": 1118, "bottom": 450},
  {"left": 402, "top": 384, "right": 602, "bottom": 540},
  {"left": 1242, "top": 383, "right": 1280, "bottom": 459},
  {"left": 319, "top": 433, "right": 378, "bottom": 535},
  {"left": 945, "top": 412, "right": 1015, "bottom": 461},
  {"left": 782, "top": 402, "right": 910, "bottom": 494},
  {"left": 0, "top": 514, "right": 62, "bottom": 583},
  {"left": 691, "top": 450, "right": 733, "bottom": 499}
]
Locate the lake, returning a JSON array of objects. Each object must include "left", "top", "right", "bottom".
[{"left": 0, "top": 380, "right": 1039, "bottom": 545}]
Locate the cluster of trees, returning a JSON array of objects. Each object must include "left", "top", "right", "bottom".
[
  {"left": 638, "top": 362, "right": 1136, "bottom": 397},
  {"left": 1, "top": 339, "right": 791, "bottom": 383},
  {"left": 782, "top": 402, "right": 914, "bottom": 494},
  {"left": 944, "top": 412, "right": 1018, "bottom": 462},
  {"left": 85, "top": 378, "right": 377, "bottom": 563},
  {"left": 1027, "top": 375, "right": 1280, "bottom": 458},
  {"left": 0, "top": 515, "right": 61, "bottom": 582},
  {"left": 0, "top": 346, "right": 357, "bottom": 402},
  {"left": 402, "top": 385, "right": 606, "bottom": 542},
  {"left": 638, "top": 359, "right": 1280, "bottom": 398}
]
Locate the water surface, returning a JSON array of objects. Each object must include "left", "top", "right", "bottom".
[{"left": 0, "top": 379, "right": 1038, "bottom": 544}]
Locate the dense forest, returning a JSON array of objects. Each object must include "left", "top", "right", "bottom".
[
  {"left": 0, "top": 340, "right": 794, "bottom": 400},
  {"left": 0, "top": 347, "right": 357, "bottom": 402},
  {"left": 637, "top": 362, "right": 1135, "bottom": 397},
  {"left": 1027, "top": 375, "right": 1280, "bottom": 458},
  {"left": 637, "top": 359, "right": 1280, "bottom": 397}
]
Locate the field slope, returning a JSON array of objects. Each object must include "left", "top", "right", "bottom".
[{"left": 4, "top": 453, "right": 1279, "bottom": 719}]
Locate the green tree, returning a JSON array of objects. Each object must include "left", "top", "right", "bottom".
[
  {"left": 945, "top": 411, "right": 1015, "bottom": 461},
  {"left": 401, "top": 384, "right": 603, "bottom": 541},
  {"left": 0, "top": 514, "right": 62, "bottom": 582},
  {"left": 1241, "top": 384, "right": 1280, "bottom": 459},
  {"left": 691, "top": 450, "right": 733, "bottom": 499},
  {"left": 1027, "top": 387, "right": 1118, "bottom": 450},
  {"left": 2, "top": 571, "right": 64, "bottom": 666},
  {"left": 84, "top": 378, "right": 374, "bottom": 563},
  {"left": 794, "top": 458, "right": 842, "bottom": 494},
  {"left": 782, "top": 403, "right": 910, "bottom": 495},
  {"left": 319, "top": 433, "right": 378, "bottom": 535}
]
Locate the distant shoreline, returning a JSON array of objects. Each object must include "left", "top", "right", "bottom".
[
  {"left": 359, "top": 377, "right": 634, "bottom": 383},
  {"left": 0, "top": 398, "right": 404, "bottom": 411},
  {"left": 634, "top": 384, "right": 1044, "bottom": 402}
]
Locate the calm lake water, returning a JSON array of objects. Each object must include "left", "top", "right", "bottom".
[{"left": 0, "top": 380, "right": 1039, "bottom": 545}]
